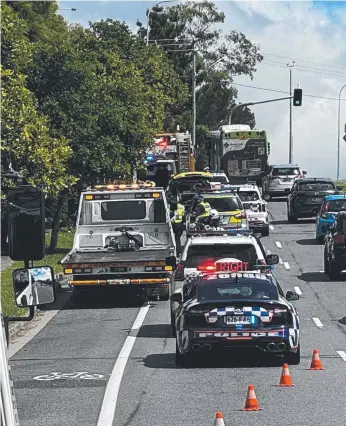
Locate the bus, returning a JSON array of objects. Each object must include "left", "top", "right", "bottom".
[{"left": 206, "top": 125, "right": 270, "bottom": 185}]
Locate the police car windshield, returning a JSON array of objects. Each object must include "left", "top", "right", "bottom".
[
  {"left": 238, "top": 191, "right": 259, "bottom": 201},
  {"left": 327, "top": 200, "right": 346, "bottom": 212},
  {"left": 203, "top": 197, "right": 241, "bottom": 212},
  {"left": 272, "top": 168, "right": 300, "bottom": 176},
  {"left": 186, "top": 244, "right": 258, "bottom": 269},
  {"left": 197, "top": 278, "right": 279, "bottom": 301}
]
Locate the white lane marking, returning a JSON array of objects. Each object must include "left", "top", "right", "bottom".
[
  {"left": 284, "top": 262, "right": 290, "bottom": 270},
  {"left": 275, "top": 241, "right": 282, "bottom": 249},
  {"left": 269, "top": 225, "right": 274, "bottom": 231},
  {"left": 336, "top": 351, "right": 346, "bottom": 361},
  {"left": 294, "top": 286, "right": 302, "bottom": 295},
  {"left": 267, "top": 249, "right": 271, "bottom": 255},
  {"left": 279, "top": 258, "right": 283, "bottom": 264},
  {"left": 97, "top": 305, "right": 150, "bottom": 426},
  {"left": 312, "top": 317, "right": 324, "bottom": 328}
]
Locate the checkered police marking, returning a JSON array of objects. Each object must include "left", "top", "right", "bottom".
[{"left": 205, "top": 306, "right": 273, "bottom": 323}]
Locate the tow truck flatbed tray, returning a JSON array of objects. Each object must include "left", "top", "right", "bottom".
[{"left": 62, "top": 249, "right": 171, "bottom": 265}]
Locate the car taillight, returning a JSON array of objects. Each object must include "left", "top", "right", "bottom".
[
  {"left": 334, "top": 234, "right": 346, "bottom": 246},
  {"left": 321, "top": 202, "right": 329, "bottom": 217},
  {"left": 175, "top": 263, "right": 185, "bottom": 280},
  {"left": 197, "top": 261, "right": 217, "bottom": 272}
]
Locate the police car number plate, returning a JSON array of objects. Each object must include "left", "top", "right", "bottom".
[{"left": 225, "top": 316, "right": 251, "bottom": 325}]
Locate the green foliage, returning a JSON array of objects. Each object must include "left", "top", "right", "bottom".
[{"left": 137, "top": 0, "right": 262, "bottom": 130}]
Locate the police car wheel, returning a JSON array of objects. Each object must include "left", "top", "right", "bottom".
[
  {"left": 175, "top": 342, "right": 193, "bottom": 367},
  {"left": 284, "top": 346, "right": 300, "bottom": 365}
]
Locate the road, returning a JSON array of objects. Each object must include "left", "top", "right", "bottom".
[{"left": 10, "top": 200, "right": 346, "bottom": 426}]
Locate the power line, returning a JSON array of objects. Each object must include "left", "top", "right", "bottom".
[
  {"left": 263, "top": 52, "right": 346, "bottom": 71},
  {"left": 232, "top": 82, "right": 346, "bottom": 102},
  {"left": 261, "top": 61, "right": 346, "bottom": 79}
]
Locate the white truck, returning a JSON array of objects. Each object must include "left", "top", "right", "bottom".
[{"left": 61, "top": 182, "right": 177, "bottom": 301}]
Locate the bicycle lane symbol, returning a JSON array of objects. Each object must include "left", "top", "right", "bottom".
[{"left": 33, "top": 372, "right": 104, "bottom": 381}]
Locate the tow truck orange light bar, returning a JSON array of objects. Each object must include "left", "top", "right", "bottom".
[
  {"left": 93, "top": 181, "right": 156, "bottom": 190},
  {"left": 69, "top": 278, "right": 171, "bottom": 285}
]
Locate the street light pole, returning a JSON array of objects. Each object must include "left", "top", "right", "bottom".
[
  {"left": 287, "top": 61, "right": 295, "bottom": 164},
  {"left": 192, "top": 45, "right": 197, "bottom": 150},
  {"left": 337, "top": 83, "right": 346, "bottom": 180},
  {"left": 146, "top": 1, "right": 173, "bottom": 46}
]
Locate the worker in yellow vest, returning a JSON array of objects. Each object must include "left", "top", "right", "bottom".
[{"left": 170, "top": 197, "right": 185, "bottom": 255}]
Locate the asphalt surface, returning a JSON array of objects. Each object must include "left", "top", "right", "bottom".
[{"left": 10, "top": 200, "right": 346, "bottom": 426}]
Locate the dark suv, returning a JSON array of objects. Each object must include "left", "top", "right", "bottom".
[
  {"left": 287, "top": 178, "right": 338, "bottom": 222},
  {"left": 324, "top": 212, "right": 346, "bottom": 280}
]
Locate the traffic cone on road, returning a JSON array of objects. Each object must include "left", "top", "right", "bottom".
[
  {"left": 214, "top": 412, "right": 225, "bottom": 426},
  {"left": 276, "top": 363, "right": 295, "bottom": 387},
  {"left": 309, "top": 349, "right": 325, "bottom": 370},
  {"left": 240, "top": 384, "right": 262, "bottom": 411}
]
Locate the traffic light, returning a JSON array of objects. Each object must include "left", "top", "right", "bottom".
[{"left": 293, "top": 88, "right": 302, "bottom": 106}]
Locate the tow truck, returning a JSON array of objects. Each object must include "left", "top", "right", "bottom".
[{"left": 60, "top": 182, "right": 177, "bottom": 301}]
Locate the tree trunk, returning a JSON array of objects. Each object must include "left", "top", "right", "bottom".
[{"left": 48, "top": 189, "right": 68, "bottom": 253}]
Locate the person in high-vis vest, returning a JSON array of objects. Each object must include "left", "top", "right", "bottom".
[
  {"left": 195, "top": 200, "right": 212, "bottom": 224},
  {"left": 170, "top": 197, "right": 185, "bottom": 255}
]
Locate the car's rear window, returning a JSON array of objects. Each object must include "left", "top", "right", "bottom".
[
  {"left": 326, "top": 200, "right": 346, "bottom": 212},
  {"left": 197, "top": 279, "right": 279, "bottom": 301},
  {"left": 185, "top": 244, "right": 258, "bottom": 269},
  {"left": 211, "top": 176, "right": 228, "bottom": 183},
  {"left": 101, "top": 201, "right": 146, "bottom": 221},
  {"left": 299, "top": 182, "right": 335, "bottom": 191},
  {"left": 272, "top": 168, "right": 300, "bottom": 176},
  {"left": 204, "top": 196, "right": 242, "bottom": 212},
  {"left": 238, "top": 191, "right": 259, "bottom": 201}
]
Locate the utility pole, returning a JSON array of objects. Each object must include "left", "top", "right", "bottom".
[
  {"left": 287, "top": 61, "right": 295, "bottom": 164},
  {"left": 337, "top": 83, "right": 346, "bottom": 180},
  {"left": 192, "top": 44, "right": 197, "bottom": 151}
]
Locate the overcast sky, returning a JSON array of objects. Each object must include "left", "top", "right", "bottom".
[{"left": 58, "top": 1, "right": 346, "bottom": 179}]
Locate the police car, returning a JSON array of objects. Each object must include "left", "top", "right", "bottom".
[
  {"left": 237, "top": 183, "right": 270, "bottom": 236},
  {"left": 185, "top": 190, "right": 248, "bottom": 234},
  {"left": 171, "top": 229, "right": 279, "bottom": 324},
  {"left": 170, "top": 270, "right": 300, "bottom": 367},
  {"left": 210, "top": 172, "right": 229, "bottom": 189}
]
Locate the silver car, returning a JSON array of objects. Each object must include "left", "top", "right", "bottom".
[{"left": 262, "top": 164, "right": 306, "bottom": 200}]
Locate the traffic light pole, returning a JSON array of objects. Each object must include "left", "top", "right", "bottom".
[{"left": 229, "top": 96, "right": 293, "bottom": 125}]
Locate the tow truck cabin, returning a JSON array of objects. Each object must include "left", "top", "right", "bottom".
[{"left": 61, "top": 183, "right": 176, "bottom": 300}]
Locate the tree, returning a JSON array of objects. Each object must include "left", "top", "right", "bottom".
[
  {"left": 1, "top": 68, "right": 76, "bottom": 195},
  {"left": 137, "top": 1, "right": 263, "bottom": 130}
]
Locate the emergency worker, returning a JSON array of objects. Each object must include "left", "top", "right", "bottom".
[
  {"left": 195, "top": 199, "right": 212, "bottom": 223},
  {"left": 170, "top": 196, "right": 185, "bottom": 254}
]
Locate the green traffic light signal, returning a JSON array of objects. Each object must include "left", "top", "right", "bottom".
[{"left": 293, "top": 88, "right": 302, "bottom": 106}]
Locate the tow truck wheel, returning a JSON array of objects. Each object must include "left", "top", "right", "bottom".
[
  {"left": 175, "top": 342, "right": 193, "bottom": 367},
  {"left": 261, "top": 225, "right": 270, "bottom": 237},
  {"left": 284, "top": 346, "right": 300, "bottom": 365}
]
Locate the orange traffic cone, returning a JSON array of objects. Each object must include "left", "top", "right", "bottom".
[
  {"left": 276, "top": 363, "right": 295, "bottom": 387},
  {"left": 214, "top": 412, "right": 225, "bottom": 426},
  {"left": 240, "top": 384, "right": 262, "bottom": 411},
  {"left": 309, "top": 349, "right": 325, "bottom": 370}
]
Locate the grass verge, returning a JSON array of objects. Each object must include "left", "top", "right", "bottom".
[{"left": 1, "top": 231, "right": 74, "bottom": 317}]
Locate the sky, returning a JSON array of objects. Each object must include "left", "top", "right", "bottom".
[
  {"left": 31, "top": 267, "right": 52, "bottom": 281},
  {"left": 58, "top": 0, "right": 346, "bottom": 179}
]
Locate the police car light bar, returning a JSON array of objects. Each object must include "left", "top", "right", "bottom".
[{"left": 189, "top": 228, "right": 254, "bottom": 237}]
